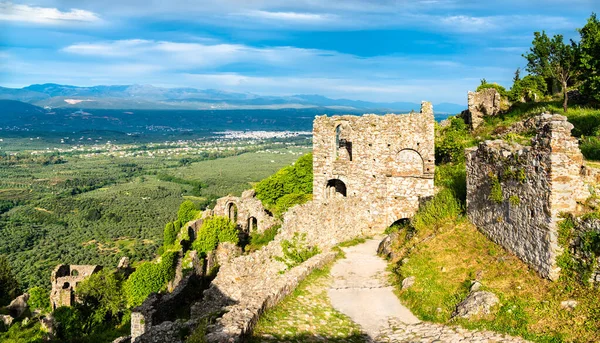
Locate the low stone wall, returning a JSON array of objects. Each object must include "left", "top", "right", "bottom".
[
  {"left": 466, "top": 114, "right": 589, "bottom": 280},
  {"left": 462, "top": 88, "right": 507, "bottom": 130},
  {"left": 570, "top": 216, "right": 600, "bottom": 283},
  {"left": 188, "top": 196, "right": 379, "bottom": 342}
]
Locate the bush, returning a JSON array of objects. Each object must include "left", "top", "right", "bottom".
[
  {"left": 509, "top": 75, "right": 548, "bottom": 102},
  {"left": 477, "top": 82, "right": 509, "bottom": 98},
  {"left": 27, "top": 286, "right": 50, "bottom": 312},
  {"left": 163, "top": 222, "right": 177, "bottom": 247},
  {"left": 53, "top": 306, "right": 84, "bottom": 340},
  {"left": 580, "top": 136, "right": 600, "bottom": 160},
  {"left": 411, "top": 188, "right": 463, "bottom": 232},
  {"left": 273, "top": 193, "right": 312, "bottom": 216},
  {"left": 178, "top": 200, "right": 199, "bottom": 224},
  {"left": 0, "top": 255, "right": 19, "bottom": 306},
  {"left": 255, "top": 154, "right": 313, "bottom": 207},
  {"left": 435, "top": 118, "right": 474, "bottom": 164},
  {"left": 192, "top": 216, "right": 239, "bottom": 254},
  {"left": 274, "top": 232, "right": 320, "bottom": 270},
  {"left": 76, "top": 269, "right": 126, "bottom": 327},
  {"left": 245, "top": 224, "right": 280, "bottom": 252},
  {"left": 124, "top": 251, "right": 179, "bottom": 307}
]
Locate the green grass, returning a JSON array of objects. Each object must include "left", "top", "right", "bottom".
[{"left": 249, "top": 264, "right": 367, "bottom": 343}]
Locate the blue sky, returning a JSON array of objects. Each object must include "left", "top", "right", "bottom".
[{"left": 0, "top": 0, "right": 596, "bottom": 104}]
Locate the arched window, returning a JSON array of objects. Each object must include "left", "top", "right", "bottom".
[
  {"left": 247, "top": 217, "right": 258, "bottom": 232},
  {"left": 227, "top": 202, "right": 238, "bottom": 223},
  {"left": 335, "top": 124, "right": 353, "bottom": 161},
  {"left": 326, "top": 179, "right": 347, "bottom": 198}
]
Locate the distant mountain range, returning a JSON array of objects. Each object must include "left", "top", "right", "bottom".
[{"left": 0, "top": 83, "right": 466, "bottom": 114}]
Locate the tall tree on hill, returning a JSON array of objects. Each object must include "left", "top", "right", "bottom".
[
  {"left": 578, "top": 13, "right": 600, "bottom": 104},
  {"left": 523, "top": 31, "right": 578, "bottom": 112}
]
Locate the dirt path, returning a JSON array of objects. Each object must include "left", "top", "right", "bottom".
[{"left": 328, "top": 238, "right": 419, "bottom": 337}]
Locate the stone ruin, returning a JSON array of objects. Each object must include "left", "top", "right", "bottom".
[
  {"left": 462, "top": 88, "right": 503, "bottom": 130},
  {"left": 466, "top": 114, "right": 590, "bottom": 280},
  {"left": 312, "top": 101, "right": 436, "bottom": 229},
  {"left": 50, "top": 264, "right": 102, "bottom": 310},
  {"left": 127, "top": 102, "right": 438, "bottom": 343},
  {"left": 211, "top": 189, "right": 278, "bottom": 233}
]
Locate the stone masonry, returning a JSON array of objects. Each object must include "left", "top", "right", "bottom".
[
  {"left": 50, "top": 264, "right": 102, "bottom": 310},
  {"left": 466, "top": 114, "right": 589, "bottom": 280},
  {"left": 312, "top": 102, "right": 435, "bottom": 229},
  {"left": 212, "top": 189, "right": 278, "bottom": 233},
  {"left": 462, "top": 88, "right": 502, "bottom": 130}
]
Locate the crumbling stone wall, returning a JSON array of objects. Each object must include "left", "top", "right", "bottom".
[
  {"left": 212, "top": 189, "right": 278, "bottom": 233},
  {"left": 50, "top": 265, "right": 102, "bottom": 310},
  {"left": 466, "top": 114, "right": 589, "bottom": 280},
  {"left": 462, "top": 89, "right": 502, "bottom": 130},
  {"left": 312, "top": 102, "right": 435, "bottom": 230}
]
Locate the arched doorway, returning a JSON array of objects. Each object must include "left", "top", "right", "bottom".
[
  {"left": 247, "top": 217, "right": 258, "bottom": 232},
  {"left": 326, "top": 179, "right": 347, "bottom": 198},
  {"left": 227, "top": 202, "right": 238, "bottom": 223}
]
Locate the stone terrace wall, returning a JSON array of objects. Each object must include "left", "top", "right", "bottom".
[
  {"left": 466, "top": 114, "right": 589, "bottom": 280},
  {"left": 312, "top": 101, "right": 435, "bottom": 229},
  {"left": 212, "top": 189, "right": 278, "bottom": 233}
]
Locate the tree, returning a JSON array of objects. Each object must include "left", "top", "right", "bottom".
[
  {"left": 578, "top": 13, "right": 600, "bottom": 103},
  {"left": 513, "top": 68, "right": 521, "bottom": 83},
  {"left": 0, "top": 255, "right": 19, "bottom": 306},
  {"left": 523, "top": 31, "right": 578, "bottom": 112},
  {"left": 177, "top": 200, "right": 199, "bottom": 224},
  {"left": 28, "top": 286, "right": 50, "bottom": 312},
  {"left": 163, "top": 222, "right": 177, "bottom": 247},
  {"left": 76, "top": 269, "right": 126, "bottom": 327}
]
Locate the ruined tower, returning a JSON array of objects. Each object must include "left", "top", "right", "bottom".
[{"left": 312, "top": 102, "right": 435, "bottom": 229}]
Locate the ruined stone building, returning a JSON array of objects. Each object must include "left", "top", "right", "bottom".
[
  {"left": 50, "top": 264, "right": 102, "bottom": 309},
  {"left": 312, "top": 102, "right": 436, "bottom": 229},
  {"left": 211, "top": 189, "right": 278, "bottom": 233},
  {"left": 466, "top": 114, "right": 590, "bottom": 280}
]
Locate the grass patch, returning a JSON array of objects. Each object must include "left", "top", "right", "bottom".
[
  {"left": 249, "top": 264, "right": 367, "bottom": 343},
  {"left": 245, "top": 224, "right": 281, "bottom": 253}
]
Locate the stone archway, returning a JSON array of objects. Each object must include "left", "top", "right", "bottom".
[
  {"left": 326, "top": 179, "right": 347, "bottom": 198},
  {"left": 227, "top": 202, "right": 238, "bottom": 223},
  {"left": 247, "top": 216, "right": 258, "bottom": 232}
]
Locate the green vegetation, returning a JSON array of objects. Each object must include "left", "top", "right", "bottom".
[
  {"left": 577, "top": 13, "right": 600, "bottom": 104},
  {"left": 177, "top": 200, "right": 201, "bottom": 224},
  {"left": 477, "top": 81, "right": 509, "bottom": 98},
  {"left": 27, "top": 286, "right": 50, "bottom": 312},
  {"left": 250, "top": 263, "right": 366, "bottom": 343},
  {"left": 274, "top": 232, "right": 321, "bottom": 271},
  {"left": 191, "top": 216, "right": 239, "bottom": 254},
  {"left": 124, "top": 250, "right": 179, "bottom": 307},
  {"left": 245, "top": 224, "right": 280, "bottom": 253},
  {"left": 0, "top": 255, "right": 19, "bottom": 306},
  {"left": 254, "top": 153, "right": 313, "bottom": 214},
  {"left": 435, "top": 117, "right": 474, "bottom": 164},
  {"left": 488, "top": 173, "right": 504, "bottom": 204}
]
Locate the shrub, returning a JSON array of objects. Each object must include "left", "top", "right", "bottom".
[
  {"left": 273, "top": 193, "right": 312, "bottom": 216},
  {"left": 274, "top": 232, "right": 320, "bottom": 270},
  {"left": 178, "top": 200, "right": 199, "bottom": 224},
  {"left": 509, "top": 75, "right": 548, "bottom": 102},
  {"left": 435, "top": 118, "right": 474, "bottom": 164},
  {"left": 53, "top": 306, "right": 84, "bottom": 340},
  {"left": 477, "top": 82, "right": 509, "bottom": 98},
  {"left": 580, "top": 136, "right": 600, "bottom": 160},
  {"left": 124, "top": 251, "right": 179, "bottom": 307},
  {"left": 245, "top": 225, "right": 280, "bottom": 252},
  {"left": 411, "top": 188, "right": 463, "bottom": 232},
  {"left": 0, "top": 255, "right": 19, "bottom": 306},
  {"left": 255, "top": 154, "right": 313, "bottom": 207},
  {"left": 27, "top": 286, "right": 50, "bottom": 312},
  {"left": 489, "top": 173, "right": 504, "bottom": 204},
  {"left": 76, "top": 269, "right": 126, "bottom": 326},
  {"left": 192, "top": 216, "right": 239, "bottom": 254},
  {"left": 163, "top": 222, "right": 177, "bottom": 247}
]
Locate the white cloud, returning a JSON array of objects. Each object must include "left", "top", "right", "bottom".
[
  {"left": 0, "top": 2, "right": 100, "bottom": 25},
  {"left": 242, "top": 10, "right": 333, "bottom": 22}
]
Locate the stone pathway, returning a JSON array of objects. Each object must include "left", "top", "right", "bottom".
[
  {"left": 328, "top": 238, "right": 419, "bottom": 337},
  {"left": 329, "top": 238, "right": 531, "bottom": 343}
]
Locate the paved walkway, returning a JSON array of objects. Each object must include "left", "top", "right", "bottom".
[
  {"left": 328, "top": 238, "right": 419, "bottom": 337},
  {"left": 328, "top": 238, "right": 531, "bottom": 343}
]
